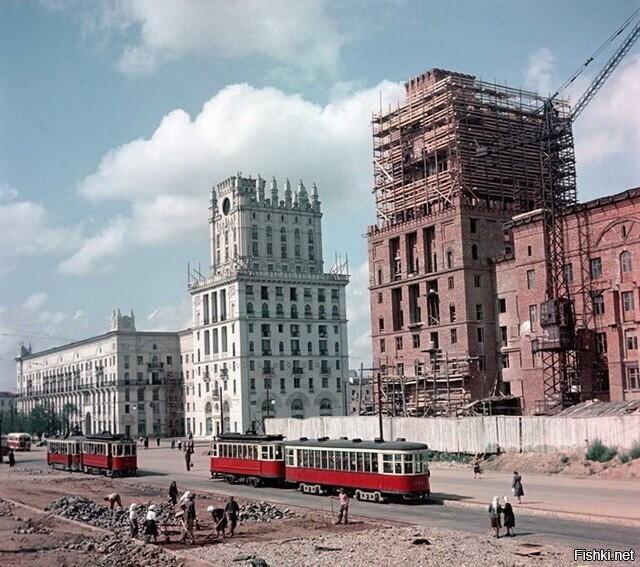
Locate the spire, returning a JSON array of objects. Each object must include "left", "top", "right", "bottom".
[
  {"left": 270, "top": 176, "right": 278, "bottom": 205},
  {"left": 284, "top": 178, "right": 292, "bottom": 207},
  {"left": 298, "top": 180, "right": 309, "bottom": 206},
  {"left": 312, "top": 182, "right": 320, "bottom": 211},
  {"left": 256, "top": 175, "right": 265, "bottom": 202}
]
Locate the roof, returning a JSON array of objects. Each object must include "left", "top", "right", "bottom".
[
  {"left": 286, "top": 438, "right": 428, "bottom": 451},
  {"left": 556, "top": 399, "right": 640, "bottom": 418},
  {"left": 215, "top": 433, "right": 285, "bottom": 443}
]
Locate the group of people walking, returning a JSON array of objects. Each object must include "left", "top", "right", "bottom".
[{"left": 487, "top": 471, "right": 524, "bottom": 538}]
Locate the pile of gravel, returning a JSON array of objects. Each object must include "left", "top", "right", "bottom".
[
  {"left": 239, "top": 501, "right": 294, "bottom": 523},
  {"left": 44, "top": 496, "right": 175, "bottom": 530}
]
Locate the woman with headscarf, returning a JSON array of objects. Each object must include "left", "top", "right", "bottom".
[
  {"left": 169, "top": 481, "right": 179, "bottom": 505},
  {"left": 488, "top": 495, "right": 502, "bottom": 538},
  {"left": 502, "top": 496, "right": 515, "bottom": 536},
  {"left": 512, "top": 471, "right": 524, "bottom": 503},
  {"left": 143, "top": 504, "right": 159, "bottom": 543}
]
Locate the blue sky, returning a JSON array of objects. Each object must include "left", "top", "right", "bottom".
[{"left": 2, "top": 0, "right": 640, "bottom": 391}]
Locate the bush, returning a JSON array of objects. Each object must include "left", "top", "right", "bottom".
[
  {"left": 561, "top": 455, "right": 571, "bottom": 465},
  {"left": 628, "top": 440, "right": 640, "bottom": 460},
  {"left": 586, "top": 439, "right": 617, "bottom": 463},
  {"left": 620, "top": 453, "right": 631, "bottom": 464}
]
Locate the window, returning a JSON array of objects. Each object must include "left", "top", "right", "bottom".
[
  {"left": 500, "top": 326, "right": 508, "bottom": 346},
  {"left": 477, "top": 327, "right": 484, "bottom": 343},
  {"left": 470, "top": 218, "right": 478, "bottom": 233},
  {"left": 623, "top": 291, "right": 635, "bottom": 312},
  {"left": 412, "top": 334, "right": 421, "bottom": 348},
  {"left": 474, "top": 274, "right": 481, "bottom": 287},
  {"left": 592, "top": 293, "right": 605, "bottom": 316},
  {"left": 621, "top": 251, "right": 633, "bottom": 273},
  {"left": 526, "top": 269, "right": 536, "bottom": 289},
  {"left": 378, "top": 292, "right": 383, "bottom": 304},
  {"left": 448, "top": 276, "right": 454, "bottom": 290},
  {"left": 502, "top": 354, "right": 510, "bottom": 368},
  {"left": 380, "top": 338, "right": 385, "bottom": 352},
  {"left": 626, "top": 367, "right": 639, "bottom": 390},
  {"left": 471, "top": 244, "right": 478, "bottom": 260},
  {"left": 498, "top": 298, "right": 506, "bottom": 313},
  {"left": 564, "top": 263, "right": 573, "bottom": 284},
  {"left": 595, "top": 332, "right": 607, "bottom": 354},
  {"left": 261, "top": 286, "right": 269, "bottom": 300},
  {"left": 625, "top": 328, "right": 637, "bottom": 351},
  {"left": 449, "top": 303, "right": 456, "bottom": 323},
  {"left": 475, "top": 304, "right": 483, "bottom": 321},
  {"left": 590, "top": 257, "right": 602, "bottom": 279},
  {"left": 450, "top": 328, "right": 457, "bottom": 344},
  {"left": 529, "top": 305, "right": 538, "bottom": 325},
  {"left": 446, "top": 249, "right": 453, "bottom": 269},
  {"left": 395, "top": 337, "right": 403, "bottom": 350},
  {"left": 527, "top": 245, "right": 532, "bottom": 257}
]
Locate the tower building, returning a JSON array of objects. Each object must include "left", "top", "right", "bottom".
[{"left": 187, "top": 174, "right": 349, "bottom": 436}]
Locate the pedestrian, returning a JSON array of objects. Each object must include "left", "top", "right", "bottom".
[
  {"left": 224, "top": 496, "right": 240, "bottom": 537},
  {"left": 144, "top": 436, "right": 149, "bottom": 450},
  {"left": 104, "top": 493, "right": 123, "bottom": 510},
  {"left": 171, "top": 439, "right": 176, "bottom": 450},
  {"left": 169, "top": 481, "right": 179, "bottom": 505},
  {"left": 488, "top": 495, "right": 502, "bottom": 538},
  {"left": 144, "top": 504, "right": 159, "bottom": 543},
  {"left": 496, "top": 443, "right": 502, "bottom": 456},
  {"left": 185, "top": 449, "right": 191, "bottom": 472},
  {"left": 473, "top": 459, "right": 483, "bottom": 479},
  {"left": 512, "top": 471, "right": 524, "bottom": 503},
  {"left": 156, "top": 437, "right": 161, "bottom": 447},
  {"left": 128, "top": 503, "right": 140, "bottom": 538},
  {"left": 177, "top": 440, "right": 182, "bottom": 451},
  {"left": 502, "top": 496, "right": 515, "bottom": 536},
  {"left": 179, "top": 493, "right": 196, "bottom": 545},
  {"left": 332, "top": 488, "right": 350, "bottom": 525},
  {"left": 189, "top": 440, "right": 195, "bottom": 454},
  {"left": 207, "top": 506, "right": 227, "bottom": 539},
  {"left": 8, "top": 449, "right": 15, "bottom": 467}
]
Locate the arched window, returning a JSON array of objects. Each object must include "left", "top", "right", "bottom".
[
  {"left": 247, "top": 302, "right": 254, "bottom": 316},
  {"left": 291, "top": 304, "right": 298, "bottom": 318},
  {"left": 276, "top": 303, "right": 284, "bottom": 317},
  {"left": 291, "top": 399, "right": 304, "bottom": 411},
  {"left": 307, "top": 341, "right": 313, "bottom": 354},
  {"left": 279, "top": 341, "right": 284, "bottom": 353},
  {"left": 249, "top": 341, "right": 254, "bottom": 352},
  {"left": 305, "top": 304, "right": 312, "bottom": 318},
  {"left": 280, "top": 227, "right": 287, "bottom": 242},
  {"left": 261, "top": 303, "right": 269, "bottom": 317},
  {"left": 205, "top": 402, "right": 212, "bottom": 414},
  {"left": 308, "top": 230, "right": 314, "bottom": 244},
  {"left": 251, "top": 225, "right": 258, "bottom": 239},
  {"left": 332, "top": 305, "right": 339, "bottom": 319},
  {"left": 446, "top": 249, "right": 454, "bottom": 269},
  {"left": 621, "top": 251, "right": 633, "bottom": 273},
  {"left": 334, "top": 342, "right": 340, "bottom": 354},
  {"left": 261, "top": 399, "right": 276, "bottom": 417},
  {"left": 266, "top": 226, "right": 273, "bottom": 239},
  {"left": 294, "top": 228, "right": 300, "bottom": 241},
  {"left": 319, "top": 398, "right": 332, "bottom": 415},
  {"left": 319, "top": 305, "right": 326, "bottom": 320}
]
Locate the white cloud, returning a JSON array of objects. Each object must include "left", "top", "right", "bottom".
[
  {"left": 524, "top": 47, "right": 556, "bottom": 95},
  {"left": 54, "top": 0, "right": 347, "bottom": 76},
  {"left": 0, "top": 294, "right": 90, "bottom": 391},
  {"left": 67, "top": 80, "right": 404, "bottom": 274},
  {"left": 146, "top": 298, "right": 192, "bottom": 332},
  {"left": 0, "top": 195, "right": 81, "bottom": 270},
  {"left": 0, "top": 182, "right": 18, "bottom": 201}
]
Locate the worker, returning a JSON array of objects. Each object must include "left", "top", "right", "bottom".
[
  {"left": 128, "top": 503, "right": 140, "bottom": 538},
  {"left": 224, "top": 496, "right": 240, "bottom": 537},
  {"left": 144, "top": 504, "right": 160, "bottom": 543},
  {"left": 169, "top": 481, "right": 179, "bottom": 505},
  {"left": 207, "top": 505, "right": 227, "bottom": 539},
  {"left": 333, "top": 488, "right": 349, "bottom": 524},
  {"left": 179, "top": 493, "right": 196, "bottom": 545},
  {"left": 104, "top": 493, "right": 123, "bottom": 510}
]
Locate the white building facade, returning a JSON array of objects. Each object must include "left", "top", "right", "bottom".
[
  {"left": 187, "top": 174, "right": 350, "bottom": 437},
  {"left": 15, "top": 311, "right": 184, "bottom": 437}
]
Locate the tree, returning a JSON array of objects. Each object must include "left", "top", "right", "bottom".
[{"left": 60, "top": 403, "right": 78, "bottom": 436}]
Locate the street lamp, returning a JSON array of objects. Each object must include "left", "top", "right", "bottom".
[
  {"left": 219, "top": 370, "right": 229, "bottom": 435},
  {"left": 262, "top": 391, "right": 276, "bottom": 434}
]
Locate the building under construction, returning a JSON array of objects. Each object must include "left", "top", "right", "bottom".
[{"left": 367, "top": 69, "right": 571, "bottom": 416}]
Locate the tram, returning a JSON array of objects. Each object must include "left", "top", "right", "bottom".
[{"left": 210, "top": 434, "right": 430, "bottom": 502}]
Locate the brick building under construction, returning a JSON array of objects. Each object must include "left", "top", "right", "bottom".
[{"left": 367, "top": 68, "right": 640, "bottom": 415}]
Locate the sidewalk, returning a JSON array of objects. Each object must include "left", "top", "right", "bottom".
[{"left": 430, "top": 465, "right": 640, "bottom": 526}]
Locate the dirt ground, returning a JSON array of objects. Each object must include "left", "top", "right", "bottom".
[{"left": 0, "top": 467, "right": 386, "bottom": 566}]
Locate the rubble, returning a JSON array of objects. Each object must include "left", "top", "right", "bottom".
[{"left": 238, "top": 501, "right": 295, "bottom": 523}]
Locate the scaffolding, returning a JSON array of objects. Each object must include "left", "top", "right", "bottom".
[{"left": 372, "top": 69, "right": 557, "bottom": 224}]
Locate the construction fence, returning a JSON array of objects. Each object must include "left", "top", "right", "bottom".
[{"left": 266, "top": 415, "right": 640, "bottom": 454}]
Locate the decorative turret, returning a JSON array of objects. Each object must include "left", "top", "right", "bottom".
[
  {"left": 298, "top": 180, "right": 309, "bottom": 207},
  {"left": 256, "top": 175, "right": 266, "bottom": 202},
  {"left": 16, "top": 342, "right": 32, "bottom": 359},
  {"left": 270, "top": 176, "right": 278, "bottom": 205},
  {"left": 111, "top": 309, "right": 136, "bottom": 332},
  {"left": 312, "top": 182, "right": 320, "bottom": 211},
  {"left": 284, "top": 178, "right": 292, "bottom": 208}
]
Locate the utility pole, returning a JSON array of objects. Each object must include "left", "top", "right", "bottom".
[
  {"left": 376, "top": 372, "right": 383, "bottom": 441},
  {"left": 358, "top": 363, "right": 364, "bottom": 415}
]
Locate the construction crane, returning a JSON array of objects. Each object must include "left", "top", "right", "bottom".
[{"left": 534, "top": 9, "right": 640, "bottom": 413}]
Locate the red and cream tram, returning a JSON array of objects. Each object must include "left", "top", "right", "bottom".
[
  {"left": 285, "top": 437, "right": 430, "bottom": 502},
  {"left": 46, "top": 434, "right": 137, "bottom": 477},
  {"left": 211, "top": 433, "right": 286, "bottom": 486},
  {"left": 209, "top": 434, "right": 430, "bottom": 502}
]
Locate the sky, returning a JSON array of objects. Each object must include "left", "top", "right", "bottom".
[{"left": 1, "top": 0, "right": 640, "bottom": 391}]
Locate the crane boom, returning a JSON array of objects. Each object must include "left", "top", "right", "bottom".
[{"left": 571, "top": 17, "right": 640, "bottom": 121}]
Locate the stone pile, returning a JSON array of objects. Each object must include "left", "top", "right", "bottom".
[
  {"left": 0, "top": 498, "right": 13, "bottom": 517},
  {"left": 238, "top": 501, "right": 294, "bottom": 523}
]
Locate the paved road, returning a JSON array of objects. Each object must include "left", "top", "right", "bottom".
[{"left": 13, "top": 446, "right": 640, "bottom": 554}]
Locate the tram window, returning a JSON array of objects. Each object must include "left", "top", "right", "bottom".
[
  {"left": 334, "top": 451, "right": 341, "bottom": 470},
  {"left": 340, "top": 452, "right": 347, "bottom": 471},
  {"left": 261, "top": 446, "right": 269, "bottom": 459},
  {"left": 404, "top": 454, "right": 414, "bottom": 474},
  {"left": 372, "top": 454, "right": 379, "bottom": 473},
  {"left": 383, "top": 454, "right": 392, "bottom": 473},
  {"left": 356, "top": 452, "right": 363, "bottom": 472},
  {"left": 347, "top": 452, "right": 354, "bottom": 471},
  {"left": 231, "top": 445, "right": 236, "bottom": 458},
  {"left": 286, "top": 449, "right": 294, "bottom": 466},
  {"left": 327, "top": 451, "right": 335, "bottom": 469},
  {"left": 415, "top": 453, "right": 423, "bottom": 473},
  {"left": 274, "top": 445, "right": 282, "bottom": 460},
  {"left": 363, "top": 453, "right": 371, "bottom": 472},
  {"left": 321, "top": 450, "right": 328, "bottom": 469},
  {"left": 394, "top": 455, "right": 402, "bottom": 474}
]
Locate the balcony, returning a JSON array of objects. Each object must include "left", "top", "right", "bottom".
[
  {"left": 293, "top": 368, "right": 304, "bottom": 375},
  {"left": 292, "top": 350, "right": 301, "bottom": 356},
  {"left": 262, "top": 370, "right": 274, "bottom": 377},
  {"left": 148, "top": 362, "right": 164, "bottom": 370}
]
